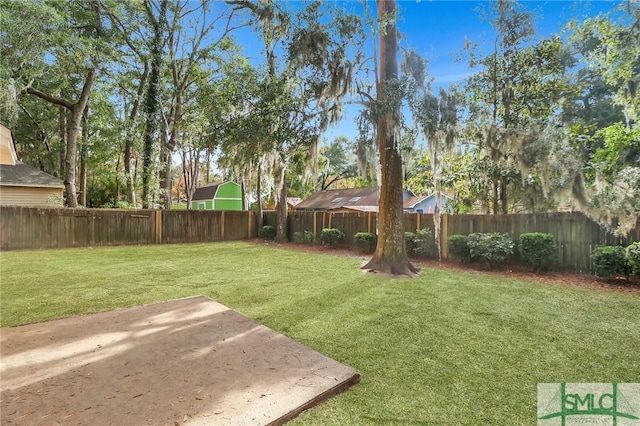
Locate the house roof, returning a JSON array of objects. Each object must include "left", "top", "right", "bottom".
[
  {"left": 295, "top": 187, "right": 379, "bottom": 211},
  {"left": 404, "top": 193, "right": 454, "bottom": 208},
  {"left": 0, "top": 124, "right": 63, "bottom": 189},
  {"left": 340, "top": 205, "right": 379, "bottom": 212},
  {"left": 287, "top": 197, "right": 302, "bottom": 206},
  {"left": 0, "top": 162, "right": 64, "bottom": 188},
  {"left": 296, "top": 188, "right": 453, "bottom": 212},
  {"left": 403, "top": 195, "right": 429, "bottom": 209},
  {"left": 192, "top": 183, "right": 220, "bottom": 201}
]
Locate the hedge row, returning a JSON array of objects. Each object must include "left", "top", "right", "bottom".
[{"left": 258, "top": 226, "right": 640, "bottom": 278}]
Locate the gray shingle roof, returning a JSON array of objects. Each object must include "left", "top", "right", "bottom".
[
  {"left": 0, "top": 163, "right": 64, "bottom": 188},
  {"left": 192, "top": 183, "right": 220, "bottom": 201}
]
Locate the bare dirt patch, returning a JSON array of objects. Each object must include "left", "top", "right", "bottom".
[{"left": 0, "top": 296, "right": 359, "bottom": 426}]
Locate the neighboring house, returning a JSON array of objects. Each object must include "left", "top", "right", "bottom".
[
  {"left": 191, "top": 181, "right": 243, "bottom": 211},
  {"left": 295, "top": 187, "right": 453, "bottom": 213},
  {"left": 0, "top": 124, "right": 64, "bottom": 207},
  {"left": 403, "top": 193, "right": 454, "bottom": 214},
  {"left": 264, "top": 197, "right": 302, "bottom": 212}
]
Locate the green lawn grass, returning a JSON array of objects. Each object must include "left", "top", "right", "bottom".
[{"left": 1, "top": 242, "right": 639, "bottom": 425}]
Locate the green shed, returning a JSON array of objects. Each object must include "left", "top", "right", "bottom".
[{"left": 191, "top": 181, "right": 243, "bottom": 211}]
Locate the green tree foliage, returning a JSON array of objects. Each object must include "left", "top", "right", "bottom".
[
  {"left": 568, "top": 4, "right": 639, "bottom": 127},
  {"left": 317, "top": 136, "right": 358, "bottom": 190},
  {"left": 557, "top": 5, "right": 640, "bottom": 235},
  {"left": 227, "top": 0, "right": 365, "bottom": 242},
  {"left": 463, "top": 0, "right": 566, "bottom": 214}
]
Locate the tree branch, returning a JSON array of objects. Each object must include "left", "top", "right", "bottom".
[{"left": 25, "top": 87, "right": 74, "bottom": 110}]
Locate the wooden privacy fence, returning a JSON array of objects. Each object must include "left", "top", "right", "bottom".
[
  {"left": 0, "top": 206, "right": 259, "bottom": 250},
  {"left": 2, "top": 206, "right": 638, "bottom": 272}
]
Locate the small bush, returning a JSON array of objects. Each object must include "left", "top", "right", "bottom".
[
  {"left": 591, "top": 245, "right": 632, "bottom": 278},
  {"left": 354, "top": 232, "right": 377, "bottom": 253},
  {"left": 259, "top": 226, "right": 276, "bottom": 240},
  {"left": 467, "top": 232, "right": 514, "bottom": 269},
  {"left": 518, "top": 232, "right": 557, "bottom": 272},
  {"left": 626, "top": 242, "right": 640, "bottom": 276},
  {"left": 447, "top": 235, "right": 470, "bottom": 261},
  {"left": 293, "top": 231, "right": 315, "bottom": 244},
  {"left": 405, "top": 232, "right": 416, "bottom": 253},
  {"left": 303, "top": 230, "right": 315, "bottom": 243},
  {"left": 320, "top": 228, "right": 345, "bottom": 247},
  {"left": 412, "top": 227, "right": 437, "bottom": 258}
]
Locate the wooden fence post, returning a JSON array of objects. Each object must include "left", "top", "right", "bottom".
[
  {"left": 154, "top": 210, "right": 162, "bottom": 244},
  {"left": 441, "top": 214, "right": 449, "bottom": 259},
  {"left": 247, "top": 211, "right": 252, "bottom": 238},
  {"left": 221, "top": 211, "right": 225, "bottom": 240}
]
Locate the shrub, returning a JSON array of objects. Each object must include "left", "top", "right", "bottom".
[
  {"left": 405, "top": 232, "right": 416, "bottom": 253},
  {"left": 354, "top": 232, "right": 377, "bottom": 253},
  {"left": 591, "top": 245, "right": 632, "bottom": 278},
  {"left": 259, "top": 225, "right": 276, "bottom": 241},
  {"left": 320, "top": 228, "right": 345, "bottom": 247},
  {"left": 303, "top": 230, "right": 315, "bottom": 244},
  {"left": 447, "top": 235, "right": 470, "bottom": 261},
  {"left": 467, "top": 232, "right": 514, "bottom": 269},
  {"left": 294, "top": 231, "right": 315, "bottom": 244},
  {"left": 626, "top": 242, "right": 640, "bottom": 276},
  {"left": 518, "top": 232, "right": 557, "bottom": 272},
  {"left": 412, "top": 227, "right": 437, "bottom": 258}
]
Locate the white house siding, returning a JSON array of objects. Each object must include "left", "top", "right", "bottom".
[{"left": 0, "top": 186, "right": 63, "bottom": 207}]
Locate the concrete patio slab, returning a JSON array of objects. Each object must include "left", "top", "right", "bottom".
[{"left": 0, "top": 296, "right": 359, "bottom": 425}]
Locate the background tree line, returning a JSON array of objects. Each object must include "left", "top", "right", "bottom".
[{"left": 1, "top": 0, "right": 638, "bottom": 236}]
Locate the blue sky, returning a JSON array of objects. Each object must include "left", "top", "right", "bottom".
[{"left": 232, "top": 1, "right": 624, "bottom": 144}]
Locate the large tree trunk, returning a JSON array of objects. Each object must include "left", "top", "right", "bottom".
[
  {"left": 159, "top": 141, "right": 172, "bottom": 209},
  {"left": 274, "top": 159, "right": 288, "bottom": 243},
  {"left": 124, "top": 61, "right": 148, "bottom": 208},
  {"left": 257, "top": 165, "right": 263, "bottom": 231},
  {"left": 500, "top": 176, "right": 508, "bottom": 214},
  {"left": 362, "top": 0, "right": 417, "bottom": 276},
  {"left": 27, "top": 68, "right": 95, "bottom": 208},
  {"left": 141, "top": 0, "right": 166, "bottom": 209},
  {"left": 492, "top": 177, "right": 499, "bottom": 215},
  {"left": 78, "top": 110, "right": 88, "bottom": 207},
  {"left": 64, "top": 70, "right": 96, "bottom": 208},
  {"left": 58, "top": 106, "right": 67, "bottom": 180}
]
